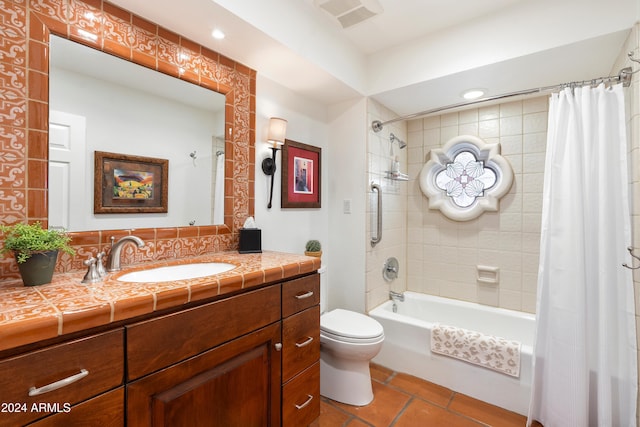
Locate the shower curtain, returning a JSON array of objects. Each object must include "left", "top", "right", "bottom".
[
  {"left": 528, "top": 84, "right": 637, "bottom": 426},
  {"left": 213, "top": 153, "right": 225, "bottom": 224}
]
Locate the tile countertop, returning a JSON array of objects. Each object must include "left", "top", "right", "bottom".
[{"left": 0, "top": 251, "right": 321, "bottom": 353}]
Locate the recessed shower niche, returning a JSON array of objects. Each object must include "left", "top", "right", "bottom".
[{"left": 419, "top": 135, "right": 513, "bottom": 221}]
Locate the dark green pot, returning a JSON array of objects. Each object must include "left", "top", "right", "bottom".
[{"left": 16, "top": 250, "right": 59, "bottom": 286}]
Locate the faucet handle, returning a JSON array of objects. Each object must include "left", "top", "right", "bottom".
[
  {"left": 82, "top": 257, "right": 102, "bottom": 284},
  {"left": 96, "top": 251, "right": 107, "bottom": 277}
]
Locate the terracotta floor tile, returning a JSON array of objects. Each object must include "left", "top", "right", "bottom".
[
  {"left": 394, "top": 399, "right": 482, "bottom": 427},
  {"left": 389, "top": 372, "right": 454, "bottom": 408},
  {"left": 370, "top": 362, "right": 393, "bottom": 383},
  {"left": 332, "top": 381, "right": 410, "bottom": 427},
  {"left": 315, "top": 364, "right": 541, "bottom": 427},
  {"left": 345, "top": 419, "right": 371, "bottom": 427},
  {"left": 309, "top": 400, "right": 351, "bottom": 427},
  {"left": 449, "top": 393, "right": 528, "bottom": 427}
]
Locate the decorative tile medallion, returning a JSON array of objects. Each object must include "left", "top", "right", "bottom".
[{"left": 420, "top": 135, "right": 514, "bottom": 221}]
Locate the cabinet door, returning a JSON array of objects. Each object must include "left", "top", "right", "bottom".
[{"left": 127, "top": 323, "right": 281, "bottom": 427}]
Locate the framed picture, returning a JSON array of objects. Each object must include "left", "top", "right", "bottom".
[
  {"left": 94, "top": 151, "right": 168, "bottom": 214},
  {"left": 281, "top": 139, "right": 321, "bottom": 208}
]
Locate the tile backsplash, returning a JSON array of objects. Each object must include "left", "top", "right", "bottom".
[{"left": 0, "top": 0, "right": 256, "bottom": 280}]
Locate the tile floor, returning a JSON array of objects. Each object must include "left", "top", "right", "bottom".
[{"left": 311, "top": 364, "right": 543, "bottom": 427}]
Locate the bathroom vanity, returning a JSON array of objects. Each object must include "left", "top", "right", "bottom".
[{"left": 0, "top": 252, "right": 320, "bottom": 426}]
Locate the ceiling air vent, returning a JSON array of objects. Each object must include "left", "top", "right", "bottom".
[{"left": 314, "top": 0, "right": 383, "bottom": 28}]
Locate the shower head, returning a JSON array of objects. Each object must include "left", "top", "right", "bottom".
[{"left": 390, "top": 133, "right": 406, "bottom": 149}]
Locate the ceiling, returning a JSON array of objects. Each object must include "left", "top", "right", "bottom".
[{"left": 109, "top": 0, "right": 639, "bottom": 118}]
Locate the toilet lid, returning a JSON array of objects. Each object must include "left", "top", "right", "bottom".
[{"left": 321, "top": 309, "right": 384, "bottom": 339}]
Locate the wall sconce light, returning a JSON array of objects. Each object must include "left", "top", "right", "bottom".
[{"left": 262, "top": 117, "right": 287, "bottom": 208}]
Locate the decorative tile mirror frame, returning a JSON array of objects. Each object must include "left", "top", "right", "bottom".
[
  {"left": 0, "top": 0, "right": 256, "bottom": 280},
  {"left": 419, "top": 135, "right": 514, "bottom": 221}
]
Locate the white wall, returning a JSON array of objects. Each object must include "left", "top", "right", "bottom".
[
  {"left": 50, "top": 67, "right": 224, "bottom": 231},
  {"left": 255, "top": 75, "right": 371, "bottom": 314},
  {"left": 326, "top": 98, "right": 368, "bottom": 313},
  {"left": 254, "top": 76, "right": 329, "bottom": 256}
]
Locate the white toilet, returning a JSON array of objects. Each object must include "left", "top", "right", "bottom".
[{"left": 318, "top": 266, "right": 385, "bottom": 406}]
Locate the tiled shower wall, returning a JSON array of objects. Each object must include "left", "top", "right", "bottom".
[
  {"left": 0, "top": 0, "right": 255, "bottom": 280},
  {"left": 405, "top": 97, "right": 548, "bottom": 313},
  {"left": 366, "top": 100, "right": 408, "bottom": 311}
]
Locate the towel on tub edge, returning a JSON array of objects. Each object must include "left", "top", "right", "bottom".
[{"left": 430, "top": 323, "right": 521, "bottom": 378}]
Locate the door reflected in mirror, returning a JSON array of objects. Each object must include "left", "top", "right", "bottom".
[{"left": 48, "top": 35, "right": 226, "bottom": 232}]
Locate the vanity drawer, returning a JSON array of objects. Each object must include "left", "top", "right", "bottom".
[
  {"left": 126, "top": 284, "right": 281, "bottom": 380},
  {"left": 0, "top": 329, "right": 124, "bottom": 427},
  {"left": 282, "top": 274, "right": 320, "bottom": 317},
  {"left": 28, "top": 387, "right": 124, "bottom": 427},
  {"left": 282, "top": 305, "right": 320, "bottom": 382},
  {"left": 282, "top": 362, "right": 320, "bottom": 427}
]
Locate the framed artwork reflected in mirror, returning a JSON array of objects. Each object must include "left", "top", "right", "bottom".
[{"left": 94, "top": 151, "right": 168, "bottom": 214}]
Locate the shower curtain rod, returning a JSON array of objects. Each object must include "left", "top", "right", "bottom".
[{"left": 371, "top": 61, "right": 637, "bottom": 133}]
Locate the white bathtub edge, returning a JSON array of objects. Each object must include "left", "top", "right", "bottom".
[{"left": 369, "top": 294, "right": 535, "bottom": 416}]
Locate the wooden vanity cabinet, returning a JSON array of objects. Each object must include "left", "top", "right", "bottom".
[
  {"left": 281, "top": 274, "right": 321, "bottom": 426},
  {"left": 0, "top": 272, "right": 320, "bottom": 426},
  {"left": 126, "top": 273, "right": 321, "bottom": 426},
  {"left": 126, "top": 285, "right": 283, "bottom": 426}
]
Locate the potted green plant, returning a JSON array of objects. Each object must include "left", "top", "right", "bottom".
[
  {"left": 0, "top": 222, "right": 75, "bottom": 286},
  {"left": 304, "top": 239, "right": 322, "bottom": 258}
]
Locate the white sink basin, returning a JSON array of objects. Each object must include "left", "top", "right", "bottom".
[{"left": 117, "top": 262, "right": 236, "bottom": 283}]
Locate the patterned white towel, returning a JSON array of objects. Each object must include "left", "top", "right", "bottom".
[{"left": 430, "top": 323, "right": 521, "bottom": 377}]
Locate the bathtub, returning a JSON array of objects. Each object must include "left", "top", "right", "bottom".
[{"left": 369, "top": 292, "right": 535, "bottom": 415}]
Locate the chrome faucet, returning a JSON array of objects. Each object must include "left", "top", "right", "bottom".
[
  {"left": 389, "top": 290, "right": 405, "bottom": 302},
  {"left": 106, "top": 236, "right": 145, "bottom": 272},
  {"left": 389, "top": 291, "right": 405, "bottom": 313}
]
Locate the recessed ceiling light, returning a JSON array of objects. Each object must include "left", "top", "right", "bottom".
[
  {"left": 212, "top": 29, "right": 225, "bottom": 40},
  {"left": 462, "top": 89, "right": 485, "bottom": 100}
]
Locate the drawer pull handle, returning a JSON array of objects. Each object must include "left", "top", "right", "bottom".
[
  {"left": 28, "top": 369, "right": 89, "bottom": 397},
  {"left": 295, "top": 291, "right": 314, "bottom": 300},
  {"left": 295, "top": 394, "right": 314, "bottom": 410},
  {"left": 295, "top": 336, "right": 314, "bottom": 348}
]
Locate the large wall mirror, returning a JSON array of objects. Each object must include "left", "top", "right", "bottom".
[
  {"left": 49, "top": 35, "right": 226, "bottom": 232},
  {"left": 0, "top": 0, "right": 255, "bottom": 279}
]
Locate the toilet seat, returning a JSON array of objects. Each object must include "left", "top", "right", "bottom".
[
  {"left": 321, "top": 309, "right": 384, "bottom": 342},
  {"left": 321, "top": 329, "right": 384, "bottom": 344}
]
